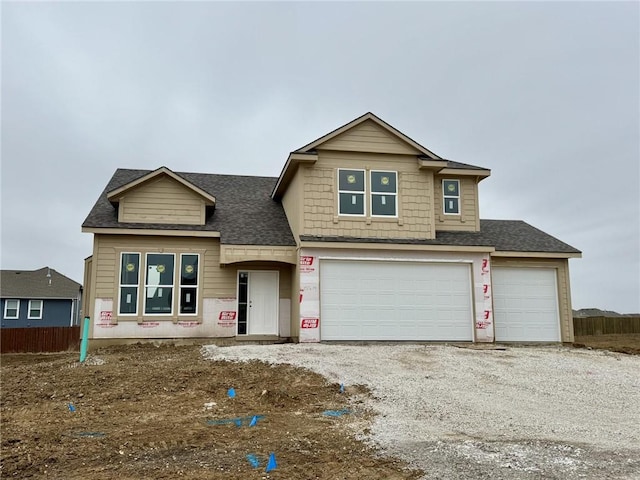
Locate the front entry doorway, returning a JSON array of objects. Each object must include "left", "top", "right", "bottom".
[{"left": 237, "top": 271, "right": 279, "bottom": 335}]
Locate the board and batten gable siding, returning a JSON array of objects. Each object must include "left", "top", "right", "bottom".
[
  {"left": 433, "top": 175, "right": 479, "bottom": 232},
  {"left": 117, "top": 176, "right": 205, "bottom": 225},
  {"left": 319, "top": 119, "right": 422, "bottom": 155},
  {"left": 490, "top": 257, "right": 574, "bottom": 342},
  {"left": 91, "top": 235, "right": 291, "bottom": 321},
  {"left": 300, "top": 150, "right": 436, "bottom": 240}
]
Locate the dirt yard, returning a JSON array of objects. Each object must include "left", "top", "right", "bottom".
[
  {"left": 2, "top": 337, "right": 639, "bottom": 480},
  {"left": 574, "top": 333, "right": 640, "bottom": 355},
  {"left": 1, "top": 344, "right": 419, "bottom": 479}
]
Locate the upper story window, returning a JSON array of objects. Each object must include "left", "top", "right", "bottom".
[
  {"left": 119, "top": 253, "right": 140, "bottom": 315},
  {"left": 370, "top": 171, "right": 397, "bottom": 217},
  {"left": 443, "top": 179, "right": 460, "bottom": 215},
  {"left": 144, "top": 253, "right": 175, "bottom": 315},
  {"left": 4, "top": 299, "right": 19, "bottom": 319},
  {"left": 338, "top": 169, "right": 365, "bottom": 215},
  {"left": 28, "top": 300, "right": 43, "bottom": 319}
]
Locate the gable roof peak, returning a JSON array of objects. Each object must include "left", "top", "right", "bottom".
[
  {"left": 293, "top": 112, "right": 441, "bottom": 159},
  {"left": 106, "top": 166, "right": 216, "bottom": 205}
]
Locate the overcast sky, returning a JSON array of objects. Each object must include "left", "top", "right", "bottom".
[{"left": 1, "top": 2, "right": 638, "bottom": 313}]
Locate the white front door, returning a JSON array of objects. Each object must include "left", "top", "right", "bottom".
[{"left": 238, "top": 271, "right": 279, "bottom": 335}]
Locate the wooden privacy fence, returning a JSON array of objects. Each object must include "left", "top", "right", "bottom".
[
  {"left": 1, "top": 327, "right": 81, "bottom": 353},
  {"left": 573, "top": 316, "right": 640, "bottom": 336}
]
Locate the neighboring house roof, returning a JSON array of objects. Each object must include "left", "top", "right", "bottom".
[
  {"left": 299, "top": 220, "right": 582, "bottom": 255},
  {"left": 82, "top": 169, "right": 297, "bottom": 246},
  {"left": 1, "top": 267, "right": 82, "bottom": 299}
]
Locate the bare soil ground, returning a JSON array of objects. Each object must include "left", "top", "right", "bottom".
[
  {"left": 1, "top": 344, "right": 420, "bottom": 479},
  {"left": 574, "top": 333, "right": 640, "bottom": 355},
  {"left": 2, "top": 336, "right": 638, "bottom": 479}
]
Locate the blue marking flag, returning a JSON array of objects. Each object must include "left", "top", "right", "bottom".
[
  {"left": 322, "top": 408, "right": 351, "bottom": 417},
  {"left": 266, "top": 452, "right": 277, "bottom": 472},
  {"left": 246, "top": 453, "right": 260, "bottom": 468}
]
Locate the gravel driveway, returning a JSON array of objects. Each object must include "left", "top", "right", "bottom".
[{"left": 203, "top": 344, "right": 640, "bottom": 479}]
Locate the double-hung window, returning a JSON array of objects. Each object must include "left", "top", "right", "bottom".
[
  {"left": 338, "top": 169, "right": 365, "bottom": 215},
  {"left": 370, "top": 171, "right": 397, "bottom": 217},
  {"left": 119, "top": 253, "right": 140, "bottom": 315},
  {"left": 443, "top": 179, "right": 460, "bottom": 215},
  {"left": 28, "top": 300, "right": 43, "bottom": 319},
  {"left": 179, "top": 254, "right": 199, "bottom": 314},
  {"left": 144, "top": 253, "right": 175, "bottom": 315},
  {"left": 4, "top": 299, "right": 19, "bottom": 319}
]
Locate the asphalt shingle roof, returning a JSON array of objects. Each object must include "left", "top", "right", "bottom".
[
  {"left": 300, "top": 219, "right": 581, "bottom": 254},
  {"left": 84, "top": 169, "right": 579, "bottom": 255},
  {"left": 82, "top": 169, "right": 297, "bottom": 246},
  {"left": 1, "top": 267, "right": 82, "bottom": 299}
]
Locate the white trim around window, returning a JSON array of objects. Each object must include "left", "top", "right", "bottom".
[
  {"left": 119, "top": 252, "right": 140, "bottom": 316},
  {"left": 28, "top": 299, "right": 43, "bottom": 319},
  {"left": 4, "top": 299, "right": 19, "bottom": 319},
  {"left": 370, "top": 170, "right": 398, "bottom": 217},
  {"left": 337, "top": 169, "right": 366, "bottom": 216},
  {"left": 443, "top": 179, "right": 461, "bottom": 215},
  {"left": 179, "top": 253, "right": 199, "bottom": 315},
  {"left": 143, "top": 253, "right": 176, "bottom": 316}
]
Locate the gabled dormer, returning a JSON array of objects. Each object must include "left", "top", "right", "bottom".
[
  {"left": 106, "top": 167, "right": 216, "bottom": 226},
  {"left": 272, "top": 113, "right": 490, "bottom": 242}
]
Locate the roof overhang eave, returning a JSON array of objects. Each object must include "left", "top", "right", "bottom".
[
  {"left": 271, "top": 152, "right": 318, "bottom": 199},
  {"left": 491, "top": 250, "right": 582, "bottom": 259},
  {"left": 81, "top": 226, "right": 221, "bottom": 237}
]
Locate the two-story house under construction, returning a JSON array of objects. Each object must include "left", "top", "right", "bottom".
[{"left": 82, "top": 113, "right": 581, "bottom": 347}]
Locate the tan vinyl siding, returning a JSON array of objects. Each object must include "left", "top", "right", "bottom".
[
  {"left": 434, "top": 175, "right": 479, "bottom": 232},
  {"left": 118, "top": 176, "right": 205, "bottom": 225},
  {"left": 290, "top": 263, "right": 301, "bottom": 340},
  {"left": 301, "top": 150, "right": 435, "bottom": 240},
  {"left": 320, "top": 119, "right": 421, "bottom": 155},
  {"left": 281, "top": 164, "right": 303, "bottom": 239},
  {"left": 490, "top": 257, "right": 574, "bottom": 342},
  {"left": 83, "top": 256, "right": 93, "bottom": 321},
  {"left": 92, "top": 235, "right": 291, "bottom": 323}
]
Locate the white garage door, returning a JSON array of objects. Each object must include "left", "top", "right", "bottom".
[
  {"left": 492, "top": 267, "right": 560, "bottom": 342},
  {"left": 320, "top": 260, "right": 473, "bottom": 341}
]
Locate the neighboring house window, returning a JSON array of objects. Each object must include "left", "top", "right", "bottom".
[
  {"left": 119, "top": 253, "right": 140, "bottom": 315},
  {"left": 4, "top": 299, "right": 19, "bottom": 319},
  {"left": 370, "top": 171, "right": 397, "bottom": 217},
  {"left": 338, "top": 169, "right": 365, "bottom": 215},
  {"left": 28, "top": 300, "right": 43, "bottom": 319},
  {"left": 179, "top": 254, "right": 199, "bottom": 314},
  {"left": 443, "top": 179, "right": 460, "bottom": 215},
  {"left": 144, "top": 253, "right": 175, "bottom": 315}
]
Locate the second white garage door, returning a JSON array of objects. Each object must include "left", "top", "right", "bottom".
[
  {"left": 320, "top": 260, "right": 473, "bottom": 341},
  {"left": 492, "top": 267, "right": 560, "bottom": 342}
]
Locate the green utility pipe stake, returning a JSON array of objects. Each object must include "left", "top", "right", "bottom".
[{"left": 79, "top": 317, "right": 90, "bottom": 363}]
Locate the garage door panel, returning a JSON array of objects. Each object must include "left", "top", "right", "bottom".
[
  {"left": 493, "top": 267, "right": 560, "bottom": 342},
  {"left": 320, "top": 261, "right": 473, "bottom": 341}
]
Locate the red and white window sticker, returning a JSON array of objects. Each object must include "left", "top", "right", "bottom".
[
  {"left": 301, "top": 318, "right": 319, "bottom": 329},
  {"left": 219, "top": 311, "right": 236, "bottom": 321}
]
